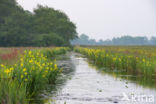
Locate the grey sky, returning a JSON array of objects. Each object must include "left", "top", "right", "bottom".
[{"left": 17, "top": 0, "right": 156, "bottom": 40}]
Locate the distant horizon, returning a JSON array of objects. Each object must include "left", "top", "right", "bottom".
[
  {"left": 78, "top": 34, "right": 155, "bottom": 41},
  {"left": 17, "top": 0, "right": 156, "bottom": 40},
  {"left": 71, "top": 34, "right": 156, "bottom": 45}
]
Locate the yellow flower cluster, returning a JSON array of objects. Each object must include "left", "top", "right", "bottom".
[
  {"left": 0, "top": 50, "right": 60, "bottom": 82},
  {"left": 0, "top": 47, "right": 70, "bottom": 104},
  {"left": 75, "top": 47, "right": 156, "bottom": 76}
]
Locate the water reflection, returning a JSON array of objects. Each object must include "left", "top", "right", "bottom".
[
  {"left": 88, "top": 63, "right": 156, "bottom": 90},
  {"left": 46, "top": 52, "right": 156, "bottom": 104}
]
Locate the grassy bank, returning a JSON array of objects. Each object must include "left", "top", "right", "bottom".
[
  {"left": 0, "top": 47, "right": 69, "bottom": 104},
  {"left": 74, "top": 46, "right": 156, "bottom": 77}
]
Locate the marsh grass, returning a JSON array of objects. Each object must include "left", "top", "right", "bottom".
[
  {"left": 74, "top": 46, "right": 156, "bottom": 77},
  {"left": 74, "top": 46, "right": 156, "bottom": 89},
  {"left": 0, "top": 47, "right": 69, "bottom": 104}
]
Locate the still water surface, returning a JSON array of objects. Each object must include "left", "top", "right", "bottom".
[{"left": 46, "top": 53, "right": 156, "bottom": 104}]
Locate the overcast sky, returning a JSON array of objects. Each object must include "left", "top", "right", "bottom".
[{"left": 17, "top": 0, "right": 156, "bottom": 40}]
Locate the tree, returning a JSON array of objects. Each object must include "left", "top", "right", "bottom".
[
  {"left": 33, "top": 5, "right": 77, "bottom": 45},
  {"left": 0, "top": 8, "right": 33, "bottom": 46},
  {"left": 0, "top": 2, "right": 77, "bottom": 46},
  {"left": 71, "top": 34, "right": 156, "bottom": 45},
  {"left": 32, "top": 33, "right": 65, "bottom": 46},
  {"left": 150, "top": 37, "right": 156, "bottom": 45}
]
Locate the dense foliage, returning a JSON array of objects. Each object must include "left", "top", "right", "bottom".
[
  {"left": 0, "top": 47, "right": 70, "bottom": 103},
  {"left": 75, "top": 47, "right": 156, "bottom": 76},
  {"left": 71, "top": 34, "right": 156, "bottom": 45},
  {"left": 74, "top": 46, "right": 156, "bottom": 89},
  {"left": 0, "top": 0, "right": 77, "bottom": 46}
]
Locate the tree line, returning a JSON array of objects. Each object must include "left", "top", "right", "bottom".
[
  {"left": 71, "top": 34, "right": 156, "bottom": 45},
  {"left": 0, "top": 0, "right": 77, "bottom": 47}
]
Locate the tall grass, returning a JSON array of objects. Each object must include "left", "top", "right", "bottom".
[
  {"left": 74, "top": 47, "right": 156, "bottom": 77},
  {"left": 0, "top": 47, "right": 69, "bottom": 104}
]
